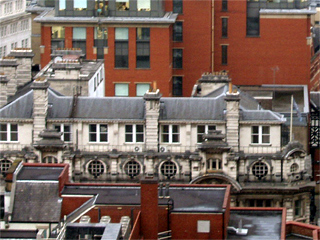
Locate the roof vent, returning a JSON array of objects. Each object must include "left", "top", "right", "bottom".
[
  {"left": 79, "top": 215, "right": 91, "bottom": 223},
  {"left": 227, "top": 219, "right": 248, "bottom": 236},
  {"left": 100, "top": 216, "right": 111, "bottom": 224},
  {"left": 120, "top": 216, "right": 131, "bottom": 239}
]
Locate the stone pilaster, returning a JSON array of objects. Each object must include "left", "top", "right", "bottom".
[
  {"left": 225, "top": 91, "right": 240, "bottom": 152},
  {"left": 0, "top": 58, "right": 18, "bottom": 98},
  {"left": 31, "top": 78, "right": 49, "bottom": 143},
  {"left": 143, "top": 90, "right": 161, "bottom": 151},
  {"left": 0, "top": 75, "right": 9, "bottom": 107}
]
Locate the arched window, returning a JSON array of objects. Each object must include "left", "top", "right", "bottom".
[
  {"left": 88, "top": 160, "right": 105, "bottom": 178},
  {"left": 207, "top": 158, "right": 222, "bottom": 170},
  {"left": 42, "top": 156, "right": 58, "bottom": 164},
  {"left": 290, "top": 163, "right": 299, "bottom": 173},
  {"left": 252, "top": 161, "right": 268, "bottom": 179},
  {"left": 124, "top": 160, "right": 141, "bottom": 177},
  {"left": 0, "top": 159, "right": 12, "bottom": 174},
  {"left": 160, "top": 161, "right": 177, "bottom": 178}
]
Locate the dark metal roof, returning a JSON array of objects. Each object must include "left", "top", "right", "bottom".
[
  {"left": 228, "top": 210, "right": 282, "bottom": 240},
  {"left": 12, "top": 181, "right": 62, "bottom": 223},
  {"left": 62, "top": 185, "right": 226, "bottom": 212},
  {"left": 17, "top": 166, "right": 64, "bottom": 180},
  {"left": 0, "top": 230, "right": 38, "bottom": 239}
]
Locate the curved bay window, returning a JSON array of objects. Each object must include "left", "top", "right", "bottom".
[
  {"left": 0, "top": 159, "right": 12, "bottom": 174},
  {"left": 42, "top": 156, "right": 58, "bottom": 164},
  {"left": 160, "top": 161, "right": 177, "bottom": 178},
  {"left": 88, "top": 160, "right": 105, "bottom": 178},
  {"left": 124, "top": 160, "right": 141, "bottom": 177},
  {"left": 252, "top": 161, "right": 268, "bottom": 179}
]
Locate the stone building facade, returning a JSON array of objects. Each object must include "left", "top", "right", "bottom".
[{"left": 0, "top": 73, "right": 315, "bottom": 222}]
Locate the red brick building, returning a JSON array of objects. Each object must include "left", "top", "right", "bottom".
[{"left": 35, "top": 0, "right": 319, "bottom": 97}]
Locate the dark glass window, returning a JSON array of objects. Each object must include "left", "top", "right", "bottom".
[
  {"left": 221, "top": 45, "right": 228, "bottom": 65},
  {"left": 222, "top": 18, "right": 228, "bottom": 38},
  {"left": 222, "top": 0, "right": 227, "bottom": 11},
  {"left": 172, "top": 76, "right": 182, "bottom": 96},
  {"left": 173, "top": 0, "right": 183, "bottom": 14},
  {"left": 173, "top": 22, "right": 183, "bottom": 42},
  {"left": 51, "top": 26, "right": 65, "bottom": 50},
  {"left": 73, "top": 27, "right": 86, "bottom": 56},
  {"left": 136, "top": 28, "right": 150, "bottom": 68},
  {"left": 247, "top": 17, "right": 260, "bottom": 36},
  {"left": 115, "top": 28, "right": 129, "bottom": 68},
  {"left": 173, "top": 49, "right": 183, "bottom": 69}
]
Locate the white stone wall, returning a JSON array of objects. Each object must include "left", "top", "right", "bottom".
[{"left": 0, "top": 0, "right": 31, "bottom": 57}]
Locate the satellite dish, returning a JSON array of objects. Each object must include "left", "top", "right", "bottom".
[{"left": 54, "top": 56, "right": 63, "bottom": 63}]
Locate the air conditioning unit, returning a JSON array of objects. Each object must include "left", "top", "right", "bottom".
[{"left": 160, "top": 146, "right": 167, "bottom": 152}]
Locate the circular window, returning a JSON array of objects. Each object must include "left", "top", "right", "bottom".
[
  {"left": 124, "top": 160, "right": 141, "bottom": 177},
  {"left": 42, "top": 156, "right": 58, "bottom": 164},
  {"left": 161, "top": 161, "right": 177, "bottom": 178},
  {"left": 88, "top": 160, "right": 105, "bottom": 178},
  {"left": 290, "top": 163, "right": 299, "bottom": 173},
  {"left": 0, "top": 159, "right": 12, "bottom": 174},
  {"left": 252, "top": 161, "right": 268, "bottom": 179}
]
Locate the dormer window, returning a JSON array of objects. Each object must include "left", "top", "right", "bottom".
[
  {"left": 74, "top": 0, "right": 87, "bottom": 11},
  {"left": 251, "top": 126, "right": 270, "bottom": 144}
]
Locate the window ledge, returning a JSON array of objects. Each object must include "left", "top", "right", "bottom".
[
  {"left": 88, "top": 142, "right": 109, "bottom": 144},
  {"left": 246, "top": 35, "right": 261, "bottom": 38},
  {"left": 249, "top": 143, "right": 272, "bottom": 146},
  {"left": 135, "top": 68, "right": 150, "bottom": 70}
]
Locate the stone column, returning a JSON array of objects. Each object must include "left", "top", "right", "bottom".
[
  {"left": 144, "top": 90, "right": 161, "bottom": 151},
  {"left": 31, "top": 78, "right": 49, "bottom": 143},
  {"left": 0, "top": 75, "right": 9, "bottom": 107}
]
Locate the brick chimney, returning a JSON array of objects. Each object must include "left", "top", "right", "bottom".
[
  {"left": 144, "top": 89, "right": 161, "bottom": 151},
  {"left": 140, "top": 177, "right": 159, "bottom": 239},
  {"left": 31, "top": 78, "right": 49, "bottom": 142},
  {"left": 225, "top": 83, "right": 240, "bottom": 153}
]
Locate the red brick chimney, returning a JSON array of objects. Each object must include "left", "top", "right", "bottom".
[{"left": 140, "top": 177, "right": 158, "bottom": 239}]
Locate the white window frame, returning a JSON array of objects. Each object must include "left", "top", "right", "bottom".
[
  {"left": 125, "top": 124, "right": 144, "bottom": 143},
  {"left": 42, "top": 156, "right": 58, "bottom": 164},
  {"left": 251, "top": 125, "right": 270, "bottom": 144},
  {"left": 161, "top": 125, "right": 180, "bottom": 143},
  {"left": 197, "top": 125, "right": 216, "bottom": 143},
  {"left": 89, "top": 124, "right": 108, "bottom": 143},
  {"left": 0, "top": 123, "right": 18, "bottom": 142},
  {"left": 54, "top": 124, "right": 72, "bottom": 142}
]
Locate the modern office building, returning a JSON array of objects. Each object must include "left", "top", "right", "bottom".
[{"left": 32, "top": 0, "right": 320, "bottom": 97}]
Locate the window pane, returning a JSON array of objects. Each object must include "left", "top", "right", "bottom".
[
  {"left": 262, "top": 135, "right": 270, "bottom": 143},
  {"left": 173, "top": 0, "right": 183, "bottom": 14},
  {"left": 115, "top": 83, "right": 129, "bottom": 96},
  {"left": 172, "top": 76, "right": 182, "bottom": 96},
  {"left": 11, "top": 133, "right": 18, "bottom": 141},
  {"left": 252, "top": 135, "right": 259, "bottom": 143},
  {"left": 221, "top": 45, "right": 228, "bottom": 65},
  {"left": 89, "top": 124, "right": 97, "bottom": 132},
  {"left": 59, "top": 0, "right": 66, "bottom": 10},
  {"left": 222, "top": 18, "right": 228, "bottom": 37},
  {"left": 172, "top": 125, "right": 179, "bottom": 133},
  {"left": 262, "top": 126, "right": 270, "bottom": 134},
  {"left": 126, "top": 125, "right": 133, "bottom": 133},
  {"left": 162, "top": 125, "right": 169, "bottom": 133},
  {"left": 173, "top": 49, "right": 183, "bottom": 69},
  {"left": 173, "top": 22, "right": 183, "bottom": 42},
  {"left": 100, "top": 125, "right": 108, "bottom": 133},
  {"left": 11, "top": 124, "right": 17, "bottom": 132},
  {"left": 136, "top": 125, "right": 144, "bottom": 132},
  {"left": 100, "top": 133, "right": 108, "bottom": 142},
  {"left": 137, "top": 0, "right": 150, "bottom": 11},
  {"left": 125, "top": 134, "right": 133, "bottom": 142},
  {"left": 136, "top": 84, "right": 150, "bottom": 96},
  {"left": 252, "top": 126, "right": 259, "bottom": 134},
  {"left": 136, "top": 133, "right": 144, "bottom": 142},
  {"left": 89, "top": 134, "right": 97, "bottom": 142},
  {"left": 74, "top": 0, "right": 87, "bottom": 9},
  {"left": 115, "top": 28, "right": 129, "bottom": 40},
  {"left": 73, "top": 27, "right": 86, "bottom": 39},
  {"left": 137, "top": 28, "right": 150, "bottom": 40}
]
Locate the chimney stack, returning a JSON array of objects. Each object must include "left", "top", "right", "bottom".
[{"left": 140, "top": 177, "right": 159, "bottom": 239}]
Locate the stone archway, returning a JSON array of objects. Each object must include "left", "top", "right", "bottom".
[{"left": 190, "top": 173, "right": 242, "bottom": 192}]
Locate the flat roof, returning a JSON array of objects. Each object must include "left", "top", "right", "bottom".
[
  {"left": 17, "top": 166, "right": 64, "bottom": 180},
  {"left": 228, "top": 210, "right": 282, "bottom": 240}
]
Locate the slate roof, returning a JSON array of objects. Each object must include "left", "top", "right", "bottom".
[
  {"left": 11, "top": 181, "right": 62, "bottom": 223},
  {"left": 0, "top": 87, "right": 285, "bottom": 123},
  {"left": 62, "top": 185, "right": 226, "bottom": 213},
  {"left": 17, "top": 166, "right": 64, "bottom": 180}
]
